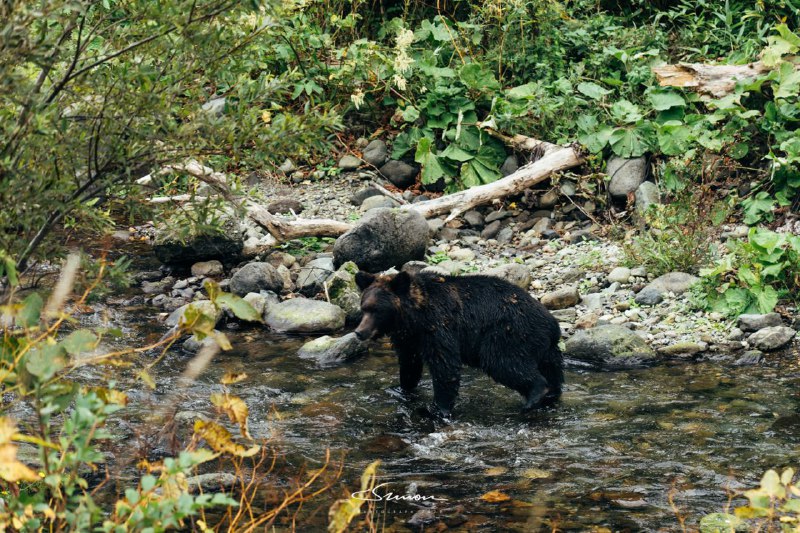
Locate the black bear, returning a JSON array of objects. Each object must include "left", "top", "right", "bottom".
[{"left": 354, "top": 270, "right": 563, "bottom": 416}]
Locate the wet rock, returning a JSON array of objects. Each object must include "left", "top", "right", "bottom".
[
  {"left": 142, "top": 279, "right": 172, "bottom": 294},
  {"left": 448, "top": 248, "right": 475, "bottom": 262},
  {"left": 607, "top": 156, "right": 647, "bottom": 201},
  {"left": 351, "top": 187, "right": 382, "bottom": 206},
  {"left": 463, "top": 210, "right": 484, "bottom": 227},
  {"left": 575, "top": 312, "right": 599, "bottom": 330},
  {"left": 229, "top": 262, "right": 283, "bottom": 296},
  {"left": 362, "top": 139, "right": 389, "bottom": 167},
  {"left": 634, "top": 287, "right": 663, "bottom": 306},
  {"left": 297, "top": 332, "right": 368, "bottom": 366},
  {"left": 265, "top": 298, "right": 345, "bottom": 333},
  {"left": 191, "top": 260, "right": 223, "bottom": 278},
  {"left": 541, "top": 286, "right": 580, "bottom": 310},
  {"left": 530, "top": 217, "right": 551, "bottom": 237},
  {"left": 481, "top": 220, "right": 502, "bottom": 239},
  {"left": 338, "top": 154, "right": 362, "bottom": 170},
  {"left": 166, "top": 300, "right": 222, "bottom": 327},
  {"left": 485, "top": 210, "right": 510, "bottom": 223},
  {"left": 642, "top": 272, "right": 699, "bottom": 295},
  {"left": 734, "top": 350, "right": 764, "bottom": 366},
  {"left": 153, "top": 218, "right": 243, "bottom": 266},
  {"left": 327, "top": 261, "right": 362, "bottom": 323},
  {"left": 333, "top": 207, "right": 429, "bottom": 272},
  {"left": 182, "top": 333, "right": 218, "bottom": 353},
  {"left": 296, "top": 256, "right": 335, "bottom": 296},
  {"left": 135, "top": 270, "right": 164, "bottom": 282},
  {"left": 566, "top": 229, "right": 596, "bottom": 243},
  {"left": 500, "top": 154, "right": 519, "bottom": 176},
  {"left": 607, "top": 267, "right": 631, "bottom": 284},
  {"left": 407, "top": 509, "right": 436, "bottom": 528},
  {"left": 379, "top": 160, "right": 418, "bottom": 189},
  {"left": 727, "top": 327, "right": 745, "bottom": 341},
  {"left": 634, "top": 181, "right": 660, "bottom": 214},
  {"left": 242, "top": 292, "right": 275, "bottom": 318},
  {"left": 565, "top": 325, "right": 657, "bottom": 368},
  {"left": 485, "top": 263, "right": 531, "bottom": 289},
  {"left": 496, "top": 227, "right": 514, "bottom": 244},
  {"left": 551, "top": 308, "right": 577, "bottom": 322},
  {"left": 748, "top": 326, "right": 796, "bottom": 351},
  {"left": 656, "top": 341, "right": 707, "bottom": 357},
  {"left": 266, "top": 251, "right": 296, "bottom": 269},
  {"left": 276, "top": 265, "right": 294, "bottom": 293},
  {"left": 267, "top": 198, "right": 304, "bottom": 215},
  {"left": 738, "top": 313, "right": 782, "bottom": 332},
  {"left": 186, "top": 472, "right": 237, "bottom": 493},
  {"left": 539, "top": 189, "right": 559, "bottom": 208},
  {"left": 360, "top": 195, "right": 397, "bottom": 211},
  {"left": 581, "top": 293, "right": 604, "bottom": 311}
]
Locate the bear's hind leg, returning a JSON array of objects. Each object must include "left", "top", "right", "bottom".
[{"left": 486, "top": 359, "right": 551, "bottom": 411}]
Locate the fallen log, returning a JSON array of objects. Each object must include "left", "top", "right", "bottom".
[
  {"left": 651, "top": 61, "right": 772, "bottom": 98},
  {"left": 404, "top": 144, "right": 584, "bottom": 222}
]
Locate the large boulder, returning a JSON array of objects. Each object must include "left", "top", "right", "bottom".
[
  {"left": 327, "top": 261, "right": 363, "bottom": 323},
  {"left": 564, "top": 325, "right": 657, "bottom": 368},
  {"left": 229, "top": 262, "right": 283, "bottom": 296},
  {"left": 362, "top": 140, "right": 389, "bottom": 167},
  {"left": 333, "top": 207, "right": 429, "bottom": 272},
  {"left": 265, "top": 298, "right": 345, "bottom": 333},
  {"left": 607, "top": 156, "right": 648, "bottom": 201},
  {"left": 379, "top": 160, "right": 418, "bottom": 189},
  {"left": 738, "top": 313, "right": 782, "bottom": 332},
  {"left": 296, "top": 256, "right": 335, "bottom": 296},
  {"left": 640, "top": 272, "right": 699, "bottom": 297},
  {"left": 748, "top": 326, "right": 796, "bottom": 351},
  {"left": 634, "top": 181, "right": 660, "bottom": 214},
  {"left": 540, "top": 286, "right": 580, "bottom": 310},
  {"left": 297, "top": 333, "right": 368, "bottom": 367},
  {"left": 153, "top": 218, "right": 243, "bottom": 266}
]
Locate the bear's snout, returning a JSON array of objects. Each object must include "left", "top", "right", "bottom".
[{"left": 354, "top": 313, "right": 377, "bottom": 341}]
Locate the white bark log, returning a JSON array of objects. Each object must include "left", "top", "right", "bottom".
[{"left": 651, "top": 61, "right": 773, "bottom": 98}]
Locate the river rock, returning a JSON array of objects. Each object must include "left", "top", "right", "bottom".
[
  {"left": 297, "top": 332, "right": 368, "bottom": 367},
  {"left": 338, "top": 154, "right": 362, "bottom": 170},
  {"left": 278, "top": 158, "right": 296, "bottom": 173},
  {"left": 500, "top": 154, "right": 519, "bottom": 176},
  {"left": 635, "top": 181, "right": 660, "bottom": 214},
  {"left": 186, "top": 473, "right": 237, "bottom": 493},
  {"left": 564, "top": 325, "right": 657, "bottom": 368},
  {"left": 485, "top": 263, "right": 531, "bottom": 289},
  {"left": 362, "top": 140, "right": 389, "bottom": 167},
  {"left": 379, "top": 160, "right": 418, "bottom": 189},
  {"left": 351, "top": 187, "right": 382, "bottom": 206},
  {"left": 242, "top": 292, "right": 277, "bottom": 318},
  {"left": 607, "top": 267, "right": 631, "bottom": 284},
  {"left": 142, "top": 279, "right": 172, "bottom": 294},
  {"left": 153, "top": 218, "right": 243, "bottom": 266},
  {"left": 748, "top": 326, "right": 796, "bottom": 351},
  {"left": 191, "top": 260, "right": 223, "bottom": 278},
  {"left": 229, "top": 262, "right": 283, "bottom": 296},
  {"left": 530, "top": 217, "right": 551, "bottom": 237},
  {"left": 267, "top": 198, "right": 304, "bottom": 215},
  {"left": 656, "top": 341, "right": 707, "bottom": 357},
  {"left": 166, "top": 300, "right": 222, "bottom": 327},
  {"left": 642, "top": 272, "right": 699, "bottom": 296},
  {"left": 360, "top": 195, "right": 398, "bottom": 211},
  {"left": 328, "top": 262, "right": 362, "bottom": 323},
  {"left": 539, "top": 189, "right": 559, "bottom": 208},
  {"left": 333, "top": 207, "right": 429, "bottom": 272},
  {"left": 734, "top": 350, "right": 764, "bottom": 366},
  {"left": 448, "top": 248, "right": 475, "bottom": 262},
  {"left": 296, "top": 257, "right": 335, "bottom": 296},
  {"left": 265, "top": 298, "right": 345, "bottom": 333},
  {"left": 634, "top": 286, "right": 663, "bottom": 306},
  {"left": 463, "top": 210, "right": 484, "bottom": 227},
  {"left": 182, "top": 334, "right": 218, "bottom": 354},
  {"left": 607, "top": 156, "right": 647, "bottom": 201},
  {"left": 541, "top": 286, "right": 580, "bottom": 310},
  {"left": 738, "top": 313, "right": 782, "bottom": 332}
]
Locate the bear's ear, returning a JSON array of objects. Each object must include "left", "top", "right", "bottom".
[
  {"left": 355, "top": 271, "right": 376, "bottom": 290},
  {"left": 388, "top": 271, "right": 412, "bottom": 295}
]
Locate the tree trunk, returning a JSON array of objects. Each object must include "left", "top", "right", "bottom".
[{"left": 651, "top": 61, "right": 773, "bottom": 98}]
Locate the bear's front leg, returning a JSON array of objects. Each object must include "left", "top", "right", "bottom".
[
  {"left": 398, "top": 350, "right": 423, "bottom": 392},
  {"left": 428, "top": 361, "right": 461, "bottom": 418}
]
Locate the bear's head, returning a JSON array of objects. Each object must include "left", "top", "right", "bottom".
[{"left": 353, "top": 271, "right": 412, "bottom": 341}]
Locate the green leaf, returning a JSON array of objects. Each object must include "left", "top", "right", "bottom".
[
  {"left": 753, "top": 285, "right": 779, "bottom": 314},
  {"left": 657, "top": 124, "right": 691, "bottom": 156},
  {"left": 576, "top": 82, "right": 611, "bottom": 100},
  {"left": 462, "top": 158, "right": 500, "bottom": 186},
  {"left": 401, "top": 106, "right": 420, "bottom": 123},
  {"left": 26, "top": 343, "right": 67, "bottom": 381},
  {"left": 216, "top": 293, "right": 261, "bottom": 322},
  {"left": 506, "top": 82, "right": 538, "bottom": 99},
  {"left": 415, "top": 138, "right": 450, "bottom": 185},
  {"left": 742, "top": 192, "right": 775, "bottom": 224},
  {"left": 750, "top": 228, "right": 782, "bottom": 253},
  {"left": 440, "top": 144, "right": 474, "bottom": 162},
  {"left": 18, "top": 293, "right": 43, "bottom": 329},
  {"left": 776, "top": 62, "right": 800, "bottom": 99},
  {"left": 759, "top": 469, "right": 786, "bottom": 498},
  {"left": 610, "top": 100, "right": 643, "bottom": 123},
  {"left": 648, "top": 89, "right": 686, "bottom": 111},
  {"left": 61, "top": 330, "right": 98, "bottom": 355},
  {"left": 699, "top": 512, "right": 745, "bottom": 533},
  {"left": 609, "top": 127, "right": 648, "bottom": 158},
  {"left": 458, "top": 63, "right": 501, "bottom": 92}
]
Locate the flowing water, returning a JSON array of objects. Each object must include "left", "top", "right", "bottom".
[{"left": 98, "top": 303, "right": 800, "bottom": 532}]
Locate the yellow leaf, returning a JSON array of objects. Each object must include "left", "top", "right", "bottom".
[
  {"left": 210, "top": 393, "right": 251, "bottom": 439},
  {"left": 485, "top": 466, "right": 508, "bottom": 476},
  {"left": 480, "top": 490, "right": 511, "bottom": 503},
  {"left": 193, "top": 420, "right": 260, "bottom": 458},
  {"left": 328, "top": 460, "right": 381, "bottom": 533},
  {"left": 211, "top": 331, "right": 232, "bottom": 351},
  {"left": 221, "top": 372, "right": 248, "bottom": 385},
  {"left": 0, "top": 444, "right": 39, "bottom": 483},
  {"left": 139, "top": 369, "right": 156, "bottom": 390},
  {"left": 261, "top": 110, "right": 272, "bottom": 124},
  {"left": 521, "top": 468, "right": 551, "bottom": 480}
]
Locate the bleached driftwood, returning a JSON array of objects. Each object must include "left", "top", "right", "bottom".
[
  {"left": 404, "top": 144, "right": 584, "bottom": 222},
  {"left": 651, "top": 61, "right": 772, "bottom": 98}
]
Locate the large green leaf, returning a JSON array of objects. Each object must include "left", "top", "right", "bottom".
[
  {"left": 18, "top": 293, "right": 43, "bottom": 329},
  {"left": 216, "top": 293, "right": 261, "bottom": 322},
  {"left": 610, "top": 100, "right": 643, "bottom": 123},
  {"left": 776, "top": 62, "right": 800, "bottom": 99},
  {"left": 458, "top": 63, "right": 500, "bottom": 92},
  {"left": 648, "top": 89, "right": 686, "bottom": 111},
  {"left": 26, "top": 343, "right": 67, "bottom": 381},
  {"left": 415, "top": 138, "right": 451, "bottom": 185},
  {"left": 61, "top": 330, "right": 99, "bottom": 355},
  {"left": 577, "top": 82, "right": 611, "bottom": 100},
  {"left": 609, "top": 127, "right": 648, "bottom": 158},
  {"left": 656, "top": 123, "right": 691, "bottom": 156}
]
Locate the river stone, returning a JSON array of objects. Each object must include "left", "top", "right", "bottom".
[
  {"left": 267, "top": 198, "right": 304, "bottom": 215},
  {"left": 362, "top": 139, "right": 389, "bottom": 167},
  {"left": 278, "top": 158, "right": 296, "bottom": 173},
  {"left": 296, "top": 257, "right": 335, "bottom": 296},
  {"left": 242, "top": 292, "right": 271, "bottom": 318},
  {"left": 634, "top": 181, "right": 660, "bottom": 214},
  {"left": 607, "top": 267, "right": 631, "bottom": 284},
  {"left": 153, "top": 218, "right": 243, "bottom": 266},
  {"left": 297, "top": 332, "right": 368, "bottom": 367},
  {"left": 229, "top": 262, "right": 283, "bottom": 296},
  {"left": 539, "top": 189, "right": 559, "bottom": 208},
  {"left": 448, "top": 248, "right": 475, "bottom": 262},
  {"left": 635, "top": 286, "right": 663, "bottom": 306},
  {"left": 360, "top": 195, "right": 398, "bottom": 211},
  {"left": 656, "top": 341, "right": 707, "bottom": 357},
  {"left": 265, "top": 298, "right": 345, "bottom": 333},
  {"left": 351, "top": 187, "right": 382, "bottom": 206},
  {"left": 338, "top": 154, "right": 362, "bottom": 170},
  {"left": 642, "top": 272, "right": 699, "bottom": 295},
  {"left": 748, "top": 326, "right": 796, "bottom": 351},
  {"left": 500, "top": 154, "right": 519, "bottom": 176},
  {"left": 564, "top": 325, "right": 657, "bottom": 368},
  {"left": 186, "top": 472, "right": 237, "bottom": 493},
  {"left": 738, "top": 313, "right": 782, "bottom": 332},
  {"left": 607, "top": 156, "right": 647, "bottom": 201},
  {"left": 333, "top": 207, "right": 429, "bottom": 272},
  {"left": 481, "top": 220, "right": 502, "bottom": 239},
  {"left": 530, "top": 217, "right": 551, "bottom": 237},
  {"left": 328, "top": 261, "right": 362, "bottom": 323},
  {"left": 463, "top": 210, "right": 484, "bottom": 227},
  {"left": 484, "top": 263, "right": 531, "bottom": 289},
  {"left": 182, "top": 333, "right": 218, "bottom": 353},
  {"left": 541, "top": 286, "right": 580, "bottom": 310},
  {"left": 191, "top": 260, "right": 223, "bottom": 278},
  {"left": 734, "top": 350, "right": 764, "bottom": 366},
  {"left": 142, "top": 279, "right": 172, "bottom": 294},
  {"left": 166, "top": 300, "right": 222, "bottom": 327},
  {"left": 379, "top": 160, "right": 418, "bottom": 189},
  {"left": 581, "top": 293, "right": 604, "bottom": 311}
]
